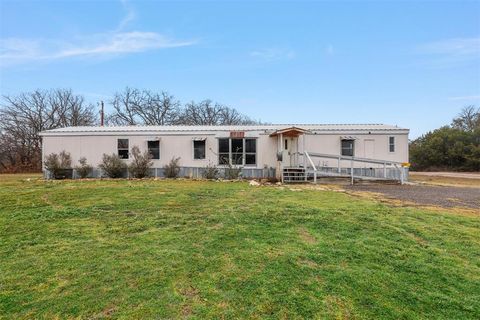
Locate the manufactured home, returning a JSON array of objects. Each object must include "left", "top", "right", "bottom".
[{"left": 39, "top": 124, "right": 410, "bottom": 182}]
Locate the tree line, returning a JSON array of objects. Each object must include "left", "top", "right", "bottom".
[
  {"left": 0, "top": 88, "right": 258, "bottom": 172},
  {"left": 409, "top": 106, "right": 480, "bottom": 171}
]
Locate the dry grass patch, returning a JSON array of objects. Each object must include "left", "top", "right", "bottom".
[{"left": 298, "top": 227, "right": 317, "bottom": 244}]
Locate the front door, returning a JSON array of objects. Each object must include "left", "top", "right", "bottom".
[{"left": 282, "top": 137, "right": 297, "bottom": 167}]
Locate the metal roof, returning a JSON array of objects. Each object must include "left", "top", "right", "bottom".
[{"left": 40, "top": 124, "right": 408, "bottom": 136}]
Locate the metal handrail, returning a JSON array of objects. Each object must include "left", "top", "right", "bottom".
[
  {"left": 304, "top": 151, "right": 317, "bottom": 183},
  {"left": 299, "top": 151, "right": 407, "bottom": 185},
  {"left": 304, "top": 151, "right": 317, "bottom": 171},
  {"left": 306, "top": 152, "right": 404, "bottom": 166}
]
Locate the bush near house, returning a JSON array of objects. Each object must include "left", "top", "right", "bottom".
[
  {"left": 43, "top": 150, "right": 72, "bottom": 179},
  {"left": 164, "top": 157, "right": 181, "bottom": 178},
  {"left": 224, "top": 163, "right": 242, "bottom": 179},
  {"left": 203, "top": 163, "right": 219, "bottom": 179},
  {"left": 74, "top": 157, "right": 93, "bottom": 178},
  {"left": 128, "top": 146, "right": 153, "bottom": 178},
  {"left": 99, "top": 153, "right": 127, "bottom": 178}
]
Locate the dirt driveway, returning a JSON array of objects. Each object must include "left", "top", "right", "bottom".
[{"left": 346, "top": 184, "right": 480, "bottom": 210}]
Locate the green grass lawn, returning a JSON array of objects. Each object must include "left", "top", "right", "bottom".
[{"left": 1, "top": 175, "right": 479, "bottom": 319}]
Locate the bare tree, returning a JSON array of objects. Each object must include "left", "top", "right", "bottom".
[
  {"left": 451, "top": 105, "right": 480, "bottom": 132},
  {"left": 0, "top": 89, "right": 96, "bottom": 172},
  {"left": 106, "top": 87, "right": 181, "bottom": 125},
  {"left": 179, "top": 100, "right": 257, "bottom": 125}
]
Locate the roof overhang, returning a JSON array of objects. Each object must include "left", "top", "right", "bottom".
[
  {"left": 269, "top": 126, "right": 310, "bottom": 137},
  {"left": 340, "top": 136, "right": 358, "bottom": 140}
]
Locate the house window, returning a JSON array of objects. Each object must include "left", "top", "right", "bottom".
[
  {"left": 218, "top": 138, "right": 256, "bottom": 165},
  {"left": 148, "top": 140, "right": 160, "bottom": 159},
  {"left": 341, "top": 139, "right": 354, "bottom": 156},
  {"left": 218, "top": 138, "right": 229, "bottom": 165},
  {"left": 118, "top": 139, "right": 129, "bottom": 159},
  {"left": 193, "top": 140, "right": 206, "bottom": 159},
  {"left": 231, "top": 138, "right": 243, "bottom": 165},
  {"left": 389, "top": 137, "right": 395, "bottom": 152},
  {"left": 245, "top": 138, "right": 256, "bottom": 165}
]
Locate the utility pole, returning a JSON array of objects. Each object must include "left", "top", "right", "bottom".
[{"left": 100, "top": 100, "right": 104, "bottom": 126}]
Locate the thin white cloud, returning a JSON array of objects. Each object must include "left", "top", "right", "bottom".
[
  {"left": 56, "top": 32, "right": 195, "bottom": 58},
  {"left": 0, "top": 32, "right": 196, "bottom": 66},
  {"left": 116, "top": 0, "right": 136, "bottom": 31},
  {"left": 416, "top": 37, "right": 480, "bottom": 67},
  {"left": 250, "top": 48, "right": 295, "bottom": 61},
  {"left": 449, "top": 95, "right": 480, "bottom": 101},
  {"left": 418, "top": 37, "right": 480, "bottom": 55},
  {"left": 0, "top": 0, "right": 196, "bottom": 67}
]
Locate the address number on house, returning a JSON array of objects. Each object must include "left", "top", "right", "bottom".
[{"left": 230, "top": 131, "right": 245, "bottom": 138}]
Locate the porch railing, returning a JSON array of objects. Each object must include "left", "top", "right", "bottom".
[{"left": 299, "top": 152, "right": 408, "bottom": 184}]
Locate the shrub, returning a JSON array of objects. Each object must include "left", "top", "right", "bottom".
[
  {"left": 224, "top": 163, "right": 242, "bottom": 180},
  {"left": 99, "top": 153, "right": 127, "bottom": 178},
  {"left": 203, "top": 163, "right": 219, "bottom": 179},
  {"left": 164, "top": 157, "right": 181, "bottom": 178},
  {"left": 44, "top": 150, "right": 72, "bottom": 179},
  {"left": 128, "top": 146, "right": 153, "bottom": 178},
  {"left": 74, "top": 157, "right": 93, "bottom": 178}
]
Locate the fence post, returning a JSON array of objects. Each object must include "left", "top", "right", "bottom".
[
  {"left": 383, "top": 162, "right": 387, "bottom": 179},
  {"left": 338, "top": 156, "right": 341, "bottom": 173}
]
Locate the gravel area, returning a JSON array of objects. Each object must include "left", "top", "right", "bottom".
[{"left": 346, "top": 184, "right": 480, "bottom": 210}]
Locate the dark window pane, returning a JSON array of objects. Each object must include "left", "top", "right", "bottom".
[
  {"left": 231, "top": 139, "right": 243, "bottom": 153},
  {"left": 232, "top": 153, "right": 243, "bottom": 165},
  {"left": 147, "top": 140, "right": 160, "bottom": 159},
  {"left": 118, "top": 149, "right": 129, "bottom": 159},
  {"left": 389, "top": 137, "right": 395, "bottom": 152},
  {"left": 245, "top": 154, "right": 256, "bottom": 165},
  {"left": 194, "top": 140, "right": 206, "bottom": 159},
  {"left": 118, "top": 139, "right": 129, "bottom": 149},
  {"left": 341, "top": 140, "right": 354, "bottom": 156},
  {"left": 219, "top": 138, "right": 229, "bottom": 153},
  {"left": 245, "top": 139, "right": 256, "bottom": 153},
  {"left": 149, "top": 149, "right": 159, "bottom": 160},
  {"left": 219, "top": 153, "right": 229, "bottom": 165},
  {"left": 148, "top": 140, "right": 159, "bottom": 149}
]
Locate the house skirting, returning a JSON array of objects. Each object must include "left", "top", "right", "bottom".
[{"left": 43, "top": 166, "right": 277, "bottom": 180}]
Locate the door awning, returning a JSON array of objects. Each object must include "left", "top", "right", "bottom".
[{"left": 269, "top": 126, "right": 310, "bottom": 137}]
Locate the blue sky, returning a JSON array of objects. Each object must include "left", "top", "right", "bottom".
[{"left": 1, "top": 0, "right": 479, "bottom": 138}]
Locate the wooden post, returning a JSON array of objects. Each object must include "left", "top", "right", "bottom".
[{"left": 280, "top": 133, "right": 284, "bottom": 182}]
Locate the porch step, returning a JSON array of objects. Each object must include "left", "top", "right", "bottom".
[{"left": 282, "top": 167, "right": 307, "bottom": 183}]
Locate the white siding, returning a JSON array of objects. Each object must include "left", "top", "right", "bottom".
[{"left": 42, "top": 130, "right": 409, "bottom": 171}]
